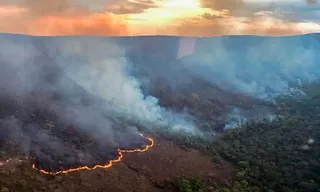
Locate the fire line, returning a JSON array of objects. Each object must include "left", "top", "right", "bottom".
[{"left": 31, "top": 134, "right": 154, "bottom": 175}]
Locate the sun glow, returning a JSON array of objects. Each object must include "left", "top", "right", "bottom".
[
  {"left": 127, "top": 0, "right": 211, "bottom": 25},
  {"left": 162, "top": 0, "right": 201, "bottom": 8}
]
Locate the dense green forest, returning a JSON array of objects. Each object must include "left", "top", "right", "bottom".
[{"left": 169, "top": 83, "right": 320, "bottom": 192}]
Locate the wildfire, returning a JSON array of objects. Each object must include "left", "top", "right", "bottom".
[{"left": 31, "top": 134, "right": 154, "bottom": 175}]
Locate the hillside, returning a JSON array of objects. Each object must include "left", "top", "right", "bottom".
[
  {"left": 166, "top": 83, "right": 320, "bottom": 192},
  {"left": 0, "top": 33, "right": 319, "bottom": 191}
]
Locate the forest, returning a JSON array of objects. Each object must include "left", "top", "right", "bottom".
[{"left": 168, "top": 82, "right": 320, "bottom": 192}]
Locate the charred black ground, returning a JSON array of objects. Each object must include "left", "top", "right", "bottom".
[
  {"left": 0, "top": 88, "right": 151, "bottom": 172},
  {"left": 0, "top": 91, "right": 151, "bottom": 172}
]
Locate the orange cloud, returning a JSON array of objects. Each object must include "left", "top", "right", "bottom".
[
  {"left": 31, "top": 14, "right": 128, "bottom": 36},
  {"left": 0, "top": 5, "right": 26, "bottom": 15},
  {"left": 106, "top": 0, "right": 157, "bottom": 14},
  {"left": 24, "top": 0, "right": 73, "bottom": 17},
  {"left": 0, "top": 1, "right": 128, "bottom": 36},
  {"left": 0, "top": 5, "right": 29, "bottom": 34}
]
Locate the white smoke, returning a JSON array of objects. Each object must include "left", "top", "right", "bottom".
[
  {"left": 47, "top": 36, "right": 198, "bottom": 134},
  {"left": 181, "top": 35, "right": 320, "bottom": 100}
]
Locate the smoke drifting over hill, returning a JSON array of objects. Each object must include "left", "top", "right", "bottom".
[
  {"left": 1, "top": 33, "right": 320, "bottom": 164},
  {"left": 44, "top": 36, "right": 198, "bottom": 134},
  {"left": 178, "top": 36, "right": 320, "bottom": 99}
]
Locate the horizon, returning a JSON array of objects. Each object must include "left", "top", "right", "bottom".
[{"left": 0, "top": 31, "right": 319, "bottom": 38}]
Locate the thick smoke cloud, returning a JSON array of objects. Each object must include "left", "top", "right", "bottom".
[
  {"left": 45, "top": 36, "right": 198, "bottom": 134},
  {"left": 179, "top": 35, "right": 320, "bottom": 99},
  {"left": 0, "top": 35, "right": 118, "bottom": 163},
  {"left": 0, "top": 33, "right": 197, "bottom": 139}
]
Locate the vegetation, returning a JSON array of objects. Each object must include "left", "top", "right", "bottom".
[
  {"left": 170, "top": 83, "right": 320, "bottom": 192},
  {"left": 169, "top": 178, "right": 207, "bottom": 192}
]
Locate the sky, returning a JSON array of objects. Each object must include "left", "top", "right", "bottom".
[{"left": 0, "top": 0, "right": 320, "bottom": 36}]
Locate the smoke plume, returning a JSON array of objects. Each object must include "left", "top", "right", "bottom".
[
  {"left": 46, "top": 36, "right": 198, "bottom": 134},
  {"left": 179, "top": 35, "right": 320, "bottom": 99}
]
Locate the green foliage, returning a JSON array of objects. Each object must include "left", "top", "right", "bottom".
[
  {"left": 171, "top": 178, "right": 209, "bottom": 192},
  {"left": 213, "top": 83, "right": 320, "bottom": 191},
  {"left": 166, "top": 83, "right": 320, "bottom": 192},
  {"left": 178, "top": 179, "right": 193, "bottom": 192}
]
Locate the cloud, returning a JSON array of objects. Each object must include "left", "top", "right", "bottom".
[
  {"left": 199, "top": 0, "right": 260, "bottom": 17},
  {"left": 0, "top": 0, "right": 128, "bottom": 36},
  {"left": 200, "top": 0, "right": 244, "bottom": 11},
  {"left": 31, "top": 14, "right": 128, "bottom": 36},
  {"left": 0, "top": 0, "right": 83, "bottom": 16},
  {"left": 173, "top": 15, "right": 319, "bottom": 36},
  {"left": 23, "top": 0, "right": 74, "bottom": 17},
  {"left": 199, "top": 0, "right": 320, "bottom": 18},
  {"left": 202, "top": 9, "right": 229, "bottom": 20},
  {"left": 106, "top": 0, "right": 158, "bottom": 14},
  {"left": 188, "top": 0, "right": 320, "bottom": 36}
]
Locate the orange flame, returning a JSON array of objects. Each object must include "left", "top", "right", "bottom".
[{"left": 31, "top": 134, "right": 154, "bottom": 175}]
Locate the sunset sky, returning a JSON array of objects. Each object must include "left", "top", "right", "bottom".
[{"left": 1, "top": 0, "right": 320, "bottom": 36}]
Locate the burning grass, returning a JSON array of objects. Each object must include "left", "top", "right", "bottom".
[
  {"left": 32, "top": 135, "right": 154, "bottom": 175},
  {"left": 0, "top": 101, "right": 154, "bottom": 175}
]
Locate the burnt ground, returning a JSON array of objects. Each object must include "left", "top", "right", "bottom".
[
  {"left": 0, "top": 137, "right": 233, "bottom": 192},
  {"left": 0, "top": 91, "right": 152, "bottom": 173}
]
